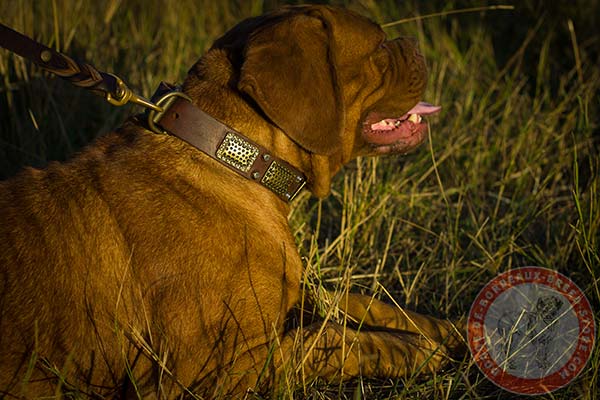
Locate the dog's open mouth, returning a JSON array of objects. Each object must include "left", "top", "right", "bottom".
[{"left": 363, "top": 102, "right": 441, "bottom": 153}]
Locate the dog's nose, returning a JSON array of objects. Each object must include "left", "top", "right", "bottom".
[
  {"left": 386, "top": 36, "right": 427, "bottom": 97},
  {"left": 402, "top": 37, "right": 419, "bottom": 47},
  {"left": 392, "top": 36, "right": 422, "bottom": 56},
  {"left": 389, "top": 37, "right": 425, "bottom": 66}
]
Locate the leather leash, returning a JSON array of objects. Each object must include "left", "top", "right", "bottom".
[
  {"left": 0, "top": 23, "right": 158, "bottom": 110},
  {"left": 0, "top": 23, "right": 306, "bottom": 202}
]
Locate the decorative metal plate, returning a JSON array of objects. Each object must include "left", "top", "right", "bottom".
[
  {"left": 216, "top": 132, "right": 259, "bottom": 173},
  {"left": 261, "top": 161, "right": 296, "bottom": 199}
]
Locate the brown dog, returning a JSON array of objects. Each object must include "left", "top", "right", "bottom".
[{"left": 0, "top": 5, "right": 462, "bottom": 398}]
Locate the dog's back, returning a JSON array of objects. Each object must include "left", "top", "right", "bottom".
[
  {"left": 0, "top": 127, "right": 148, "bottom": 393},
  {"left": 0, "top": 122, "right": 300, "bottom": 396}
]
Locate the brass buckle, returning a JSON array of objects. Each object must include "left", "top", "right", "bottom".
[
  {"left": 104, "top": 73, "right": 162, "bottom": 111},
  {"left": 146, "top": 89, "right": 192, "bottom": 134}
]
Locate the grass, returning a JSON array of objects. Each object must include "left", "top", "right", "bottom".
[{"left": 1, "top": 0, "right": 599, "bottom": 398}]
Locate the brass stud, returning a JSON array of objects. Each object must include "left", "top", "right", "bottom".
[
  {"left": 262, "top": 154, "right": 271, "bottom": 162},
  {"left": 252, "top": 171, "right": 261, "bottom": 180},
  {"left": 40, "top": 50, "right": 52, "bottom": 62}
]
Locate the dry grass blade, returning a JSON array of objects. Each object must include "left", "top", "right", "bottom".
[{"left": 381, "top": 5, "right": 515, "bottom": 28}]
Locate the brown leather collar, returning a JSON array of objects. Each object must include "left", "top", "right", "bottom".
[
  {"left": 147, "top": 83, "right": 306, "bottom": 202},
  {"left": 0, "top": 24, "right": 305, "bottom": 202}
]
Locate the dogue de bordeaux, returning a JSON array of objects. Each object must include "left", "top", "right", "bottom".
[{"left": 0, "top": 5, "right": 464, "bottom": 398}]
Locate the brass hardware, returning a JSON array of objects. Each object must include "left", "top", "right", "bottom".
[
  {"left": 105, "top": 73, "right": 163, "bottom": 112},
  {"left": 142, "top": 83, "right": 306, "bottom": 202},
  {"left": 40, "top": 50, "right": 52, "bottom": 62},
  {"left": 146, "top": 90, "right": 193, "bottom": 134},
  {"left": 262, "top": 161, "right": 304, "bottom": 200},
  {"left": 216, "top": 132, "right": 260, "bottom": 173}
]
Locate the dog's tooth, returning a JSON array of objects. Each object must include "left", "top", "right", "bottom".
[
  {"left": 394, "top": 120, "right": 402, "bottom": 127},
  {"left": 408, "top": 114, "right": 420, "bottom": 123}
]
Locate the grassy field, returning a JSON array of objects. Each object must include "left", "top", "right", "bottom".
[{"left": 1, "top": 0, "right": 599, "bottom": 399}]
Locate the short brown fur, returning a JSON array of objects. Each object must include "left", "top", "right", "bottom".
[{"left": 0, "top": 5, "right": 463, "bottom": 398}]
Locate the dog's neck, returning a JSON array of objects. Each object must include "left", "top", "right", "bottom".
[
  {"left": 179, "top": 49, "right": 341, "bottom": 198},
  {"left": 183, "top": 75, "right": 310, "bottom": 171}
]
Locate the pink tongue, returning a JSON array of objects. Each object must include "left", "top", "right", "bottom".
[{"left": 407, "top": 101, "right": 442, "bottom": 115}]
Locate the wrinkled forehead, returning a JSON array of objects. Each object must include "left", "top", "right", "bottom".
[
  {"left": 312, "top": 6, "right": 386, "bottom": 61},
  {"left": 211, "top": 5, "right": 386, "bottom": 61}
]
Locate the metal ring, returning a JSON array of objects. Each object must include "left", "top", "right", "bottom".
[{"left": 147, "top": 90, "right": 192, "bottom": 134}]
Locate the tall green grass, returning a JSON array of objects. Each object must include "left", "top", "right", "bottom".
[{"left": 1, "top": 1, "right": 598, "bottom": 399}]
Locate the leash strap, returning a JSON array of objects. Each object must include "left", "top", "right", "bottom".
[
  {"left": 0, "top": 23, "right": 307, "bottom": 202},
  {"left": 0, "top": 23, "right": 158, "bottom": 110}
]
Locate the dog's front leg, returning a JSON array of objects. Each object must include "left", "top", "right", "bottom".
[
  {"left": 335, "top": 292, "right": 466, "bottom": 353},
  {"left": 274, "top": 321, "right": 447, "bottom": 386}
]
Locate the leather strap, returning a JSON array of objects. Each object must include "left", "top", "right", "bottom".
[
  {"left": 0, "top": 22, "right": 118, "bottom": 95},
  {"left": 0, "top": 23, "right": 157, "bottom": 110},
  {"left": 155, "top": 96, "right": 306, "bottom": 202},
  {"left": 0, "top": 23, "right": 307, "bottom": 202}
]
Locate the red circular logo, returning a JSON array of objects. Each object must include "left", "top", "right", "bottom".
[{"left": 467, "top": 267, "right": 595, "bottom": 394}]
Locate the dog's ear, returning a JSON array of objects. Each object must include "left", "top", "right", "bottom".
[{"left": 238, "top": 13, "right": 343, "bottom": 156}]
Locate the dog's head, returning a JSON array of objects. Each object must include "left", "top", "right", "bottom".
[{"left": 187, "top": 5, "right": 439, "bottom": 197}]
